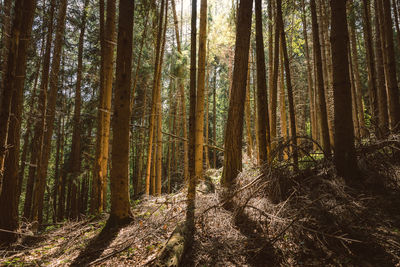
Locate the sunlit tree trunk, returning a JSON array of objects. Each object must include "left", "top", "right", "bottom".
[
  {"left": 171, "top": 0, "right": 189, "bottom": 181},
  {"left": 91, "top": 0, "right": 116, "bottom": 214},
  {"left": 222, "top": 0, "right": 253, "bottom": 187},
  {"left": 145, "top": 0, "right": 165, "bottom": 195}
]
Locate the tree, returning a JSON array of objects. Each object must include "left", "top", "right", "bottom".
[
  {"left": 361, "top": 0, "right": 378, "bottom": 131},
  {"left": 255, "top": 0, "right": 270, "bottom": 164},
  {"left": 144, "top": 0, "right": 165, "bottom": 195},
  {"left": 91, "top": 0, "right": 116, "bottom": 213},
  {"left": 330, "top": 0, "right": 358, "bottom": 180},
  {"left": 68, "top": 0, "right": 89, "bottom": 219},
  {"left": 31, "top": 0, "right": 68, "bottom": 225},
  {"left": 310, "top": 0, "right": 330, "bottom": 154},
  {"left": 194, "top": 0, "right": 208, "bottom": 182},
  {"left": 222, "top": 0, "right": 253, "bottom": 187},
  {"left": 107, "top": 0, "right": 134, "bottom": 227},
  {"left": 379, "top": 0, "right": 400, "bottom": 131},
  {"left": 0, "top": 0, "right": 37, "bottom": 244}
]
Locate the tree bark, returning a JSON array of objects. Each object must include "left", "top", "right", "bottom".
[
  {"left": 330, "top": 0, "right": 358, "bottom": 180},
  {"left": 222, "top": 0, "right": 253, "bottom": 187},
  {"left": 0, "top": 0, "right": 37, "bottom": 244},
  {"left": 108, "top": 0, "right": 135, "bottom": 227},
  {"left": 311, "top": 0, "right": 331, "bottom": 154}
]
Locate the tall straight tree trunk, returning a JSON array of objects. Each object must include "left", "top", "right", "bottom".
[
  {"left": 213, "top": 67, "right": 217, "bottom": 168},
  {"left": 269, "top": 0, "right": 279, "bottom": 151},
  {"left": 348, "top": 0, "right": 367, "bottom": 137},
  {"left": 348, "top": 45, "right": 361, "bottom": 139},
  {"left": 171, "top": 0, "right": 189, "bottom": 181},
  {"left": 0, "top": 0, "right": 37, "bottom": 244},
  {"left": 91, "top": 0, "right": 116, "bottom": 213},
  {"left": 23, "top": 0, "right": 56, "bottom": 220},
  {"left": 204, "top": 59, "right": 211, "bottom": 169},
  {"left": 374, "top": 0, "right": 389, "bottom": 134},
  {"left": 31, "top": 0, "right": 67, "bottom": 226},
  {"left": 69, "top": 0, "right": 89, "bottom": 219},
  {"left": 310, "top": 0, "right": 330, "bottom": 154},
  {"left": 145, "top": 0, "right": 165, "bottom": 195},
  {"left": 0, "top": 0, "right": 11, "bottom": 125},
  {"left": 194, "top": 0, "right": 208, "bottom": 183},
  {"left": 186, "top": 0, "right": 197, "bottom": 241},
  {"left": 222, "top": 0, "right": 253, "bottom": 187},
  {"left": 255, "top": 0, "right": 270, "bottom": 164},
  {"left": 279, "top": 43, "right": 287, "bottom": 147},
  {"left": 245, "top": 51, "right": 253, "bottom": 158},
  {"left": 362, "top": 0, "right": 379, "bottom": 131},
  {"left": 330, "top": 0, "right": 358, "bottom": 180},
  {"left": 277, "top": 0, "right": 298, "bottom": 167},
  {"left": 379, "top": 0, "right": 400, "bottom": 130},
  {"left": 301, "top": 0, "right": 316, "bottom": 146},
  {"left": 107, "top": 0, "right": 134, "bottom": 227},
  {"left": 156, "top": 0, "right": 168, "bottom": 196}
]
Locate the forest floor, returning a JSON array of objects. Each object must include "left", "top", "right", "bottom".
[{"left": 2, "top": 148, "right": 400, "bottom": 266}]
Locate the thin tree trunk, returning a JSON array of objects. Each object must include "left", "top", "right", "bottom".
[
  {"left": 68, "top": 0, "right": 88, "bottom": 219},
  {"left": 277, "top": 0, "right": 298, "bottom": 167},
  {"left": 31, "top": 0, "right": 67, "bottom": 226},
  {"left": 374, "top": 0, "right": 389, "bottom": 135},
  {"left": 311, "top": 0, "right": 331, "bottom": 154},
  {"left": 145, "top": 0, "right": 165, "bottom": 195},
  {"left": 171, "top": 0, "right": 189, "bottom": 181},
  {"left": 91, "top": 0, "right": 116, "bottom": 214},
  {"left": 362, "top": 0, "right": 379, "bottom": 132},
  {"left": 379, "top": 0, "right": 400, "bottom": 130}
]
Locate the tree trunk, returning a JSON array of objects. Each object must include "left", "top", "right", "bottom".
[
  {"left": 379, "top": 0, "right": 400, "bottom": 130},
  {"left": 222, "top": 0, "right": 253, "bottom": 187},
  {"left": 145, "top": 0, "right": 165, "bottom": 195},
  {"left": 68, "top": 0, "right": 89, "bottom": 219},
  {"left": 301, "top": 0, "right": 316, "bottom": 148},
  {"left": 330, "top": 0, "right": 358, "bottom": 180},
  {"left": 269, "top": 0, "right": 279, "bottom": 151},
  {"left": 362, "top": 0, "right": 379, "bottom": 132},
  {"left": 311, "top": 0, "right": 331, "bottom": 154},
  {"left": 374, "top": 0, "right": 389, "bottom": 135},
  {"left": 108, "top": 0, "right": 134, "bottom": 227},
  {"left": 348, "top": 0, "right": 367, "bottom": 137},
  {"left": 245, "top": 51, "right": 253, "bottom": 159},
  {"left": 91, "top": 0, "right": 116, "bottom": 214},
  {"left": 194, "top": 0, "right": 208, "bottom": 184},
  {"left": 277, "top": 0, "right": 298, "bottom": 168},
  {"left": 31, "top": 0, "right": 67, "bottom": 226},
  {"left": 255, "top": 0, "right": 270, "bottom": 164},
  {"left": 0, "top": 0, "right": 37, "bottom": 244}
]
